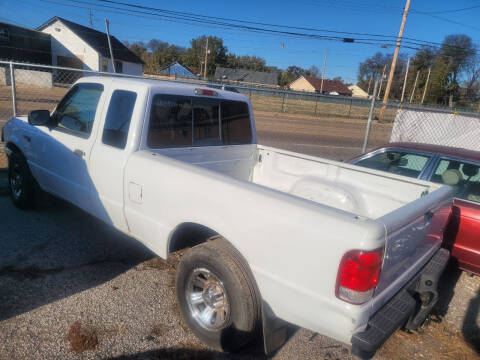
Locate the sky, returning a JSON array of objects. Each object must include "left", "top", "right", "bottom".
[{"left": 1, "top": 0, "right": 480, "bottom": 83}]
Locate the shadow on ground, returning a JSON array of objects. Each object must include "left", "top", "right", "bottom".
[{"left": 0, "top": 194, "right": 154, "bottom": 321}]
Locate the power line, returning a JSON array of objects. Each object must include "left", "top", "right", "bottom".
[{"left": 413, "top": 5, "right": 480, "bottom": 15}]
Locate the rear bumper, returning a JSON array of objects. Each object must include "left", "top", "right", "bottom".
[{"left": 351, "top": 247, "right": 450, "bottom": 359}]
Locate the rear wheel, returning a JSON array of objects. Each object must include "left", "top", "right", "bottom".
[
  {"left": 8, "top": 151, "right": 35, "bottom": 209},
  {"left": 175, "top": 237, "right": 261, "bottom": 352}
]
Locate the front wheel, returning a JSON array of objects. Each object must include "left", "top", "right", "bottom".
[
  {"left": 8, "top": 151, "right": 35, "bottom": 209},
  {"left": 175, "top": 237, "right": 261, "bottom": 352}
]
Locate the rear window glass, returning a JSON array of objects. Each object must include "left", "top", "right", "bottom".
[
  {"left": 148, "top": 95, "right": 192, "bottom": 148},
  {"left": 354, "top": 151, "right": 430, "bottom": 179},
  {"left": 221, "top": 100, "right": 252, "bottom": 145},
  {"left": 147, "top": 95, "right": 252, "bottom": 148},
  {"left": 102, "top": 90, "right": 137, "bottom": 149},
  {"left": 193, "top": 98, "right": 221, "bottom": 146}
]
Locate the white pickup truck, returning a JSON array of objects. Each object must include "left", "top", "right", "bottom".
[{"left": 2, "top": 77, "right": 453, "bottom": 358}]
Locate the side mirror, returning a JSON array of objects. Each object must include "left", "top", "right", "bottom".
[{"left": 28, "top": 110, "right": 52, "bottom": 127}]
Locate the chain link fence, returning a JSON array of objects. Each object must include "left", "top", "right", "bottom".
[{"left": 1, "top": 60, "right": 479, "bottom": 167}]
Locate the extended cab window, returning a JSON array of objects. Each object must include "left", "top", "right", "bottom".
[
  {"left": 148, "top": 94, "right": 192, "bottom": 148},
  {"left": 53, "top": 83, "right": 104, "bottom": 136},
  {"left": 430, "top": 159, "right": 480, "bottom": 202},
  {"left": 102, "top": 90, "right": 137, "bottom": 149},
  {"left": 355, "top": 151, "right": 430, "bottom": 178}
]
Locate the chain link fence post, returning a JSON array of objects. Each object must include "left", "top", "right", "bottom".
[
  {"left": 362, "top": 80, "right": 379, "bottom": 153},
  {"left": 281, "top": 91, "right": 286, "bottom": 113},
  {"left": 314, "top": 94, "right": 318, "bottom": 116},
  {"left": 9, "top": 61, "right": 16, "bottom": 117}
]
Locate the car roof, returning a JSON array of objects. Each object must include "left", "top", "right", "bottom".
[
  {"left": 377, "top": 142, "right": 480, "bottom": 163},
  {"left": 76, "top": 76, "right": 249, "bottom": 102}
]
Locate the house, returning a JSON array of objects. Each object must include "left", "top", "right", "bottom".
[
  {"left": 289, "top": 76, "right": 352, "bottom": 96},
  {"left": 214, "top": 67, "right": 278, "bottom": 86},
  {"left": 0, "top": 22, "right": 53, "bottom": 87},
  {"left": 348, "top": 84, "right": 369, "bottom": 98},
  {"left": 37, "top": 16, "right": 143, "bottom": 75},
  {"left": 160, "top": 62, "right": 197, "bottom": 78}
]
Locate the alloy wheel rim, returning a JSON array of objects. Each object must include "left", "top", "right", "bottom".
[{"left": 185, "top": 268, "right": 230, "bottom": 330}]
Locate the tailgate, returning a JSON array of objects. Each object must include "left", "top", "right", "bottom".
[{"left": 374, "top": 185, "right": 453, "bottom": 297}]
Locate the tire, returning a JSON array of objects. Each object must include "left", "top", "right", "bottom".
[
  {"left": 8, "top": 151, "right": 35, "bottom": 209},
  {"left": 175, "top": 237, "right": 261, "bottom": 352}
]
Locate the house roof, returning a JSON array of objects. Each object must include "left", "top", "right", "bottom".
[
  {"left": 37, "top": 17, "right": 143, "bottom": 64},
  {"left": 300, "top": 76, "right": 352, "bottom": 95},
  {"left": 160, "top": 61, "right": 196, "bottom": 76},
  {"left": 214, "top": 67, "right": 278, "bottom": 85}
]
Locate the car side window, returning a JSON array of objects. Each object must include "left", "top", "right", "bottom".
[
  {"left": 430, "top": 158, "right": 480, "bottom": 203},
  {"left": 53, "top": 83, "right": 104, "bottom": 136},
  {"left": 102, "top": 90, "right": 137, "bottom": 149},
  {"left": 354, "top": 151, "right": 430, "bottom": 178}
]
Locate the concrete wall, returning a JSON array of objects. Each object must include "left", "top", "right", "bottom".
[
  {"left": 289, "top": 76, "right": 315, "bottom": 92},
  {"left": 0, "top": 67, "right": 53, "bottom": 88},
  {"left": 0, "top": 67, "right": 6, "bottom": 86},
  {"left": 41, "top": 20, "right": 99, "bottom": 71}
]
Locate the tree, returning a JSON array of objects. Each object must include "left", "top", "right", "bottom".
[
  {"left": 305, "top": 65, "right": 319, "bottom": 77},
  {"left": 181, "top": 35, "right": 228, "bottom": 78},
  {"left": 357, "top": 52, "right": 407, "bottom": 99}
]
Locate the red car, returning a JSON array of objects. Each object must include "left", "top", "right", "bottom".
[{"left": 351, "top": 142, "right": 480, "bottom": 276}]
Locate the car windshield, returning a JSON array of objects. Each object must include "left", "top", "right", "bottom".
[{"left": 354, "top": 150, "right": 431, "bottom": 179}]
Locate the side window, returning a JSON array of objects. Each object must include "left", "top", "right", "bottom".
[
  {"left": 354, "top": 151, "right": 430, "bottom": 178},
  {"left": 430, "top": 159, "right": 480, "bottom": 202},
  {"left": 53, "top": 83, "right": 104, "bottom": 136},
  {"left": 193, "top": 98, "right": 220, "bottom": 145},
  {"left": 102, "top": 90, "right": 137, "bottom": 149},
  {"left": 221, "top": 100, "right": 252, "bottom": 145},
  {"left": 147, "top": 94, "right": 192, "bottom": 148}
]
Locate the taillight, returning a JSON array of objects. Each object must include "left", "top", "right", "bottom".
[
  {"left": 195, "top": 88, "right": 218, "bottom": 96},
  {"left": 336, "top": 248, "right": 384, "bottom": 304}
]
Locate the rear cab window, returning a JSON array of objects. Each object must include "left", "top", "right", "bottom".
[
  {"left": 354, "top": 150, "right": 431, "bottom": 179},
  {"left": 147, "top": 93, "right": 252, "bottom": 149},
  {"left": 429, "top": 158, "right": 480, "bottom": 203}
]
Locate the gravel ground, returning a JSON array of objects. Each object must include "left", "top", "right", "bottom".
[{"left": 0, "top": 185, "right": 479, "bottom": 360}]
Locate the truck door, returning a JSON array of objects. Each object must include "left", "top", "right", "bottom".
[
  {"left": 33, "top": 83, "right": 106, "bottom": 213},
  {"left": 89, "top": 84, "right": 145, "bottom": 232}
]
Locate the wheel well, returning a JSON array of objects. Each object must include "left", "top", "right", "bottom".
[
  {"left": 168, "top": 222, "right": 219, "bottom": 255},
  {"left": 6, "top": 142, "right": 21, "bottom": 155}
]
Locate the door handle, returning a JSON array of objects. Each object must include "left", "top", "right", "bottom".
[{"left": 73, "top": 149, "right": 85, "bottom": 157}]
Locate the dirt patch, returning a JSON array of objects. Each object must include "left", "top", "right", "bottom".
[
  {"left": 150, "top": 323, "right": 173, "bottom": 338},
  {"left": 66, "top": 321, "right": 98, "bottom": 353},
  {"left": 0, "top": 151, "right": 7, "bottom": 170},
  {"left": 378, "top": 319, "right": 480, "bottom": 360}
]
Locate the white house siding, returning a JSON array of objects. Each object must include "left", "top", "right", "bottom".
[
  {"left": 41, "top": 20, "right": 99, "bottom": 71},
  {"left": 289, "top": 76, "right": 315, "bottom": 92},
  {"left": 100, "top": 56, "right": 142, "bottom": 76}
]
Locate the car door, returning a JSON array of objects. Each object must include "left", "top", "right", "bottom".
[
  {"left": 426, "top": 156, "right": 480, "bottom": 275},
  {"left": 34, "top": 82, "right": 106, "bottom": 213},
  {"left": 89, "top": 84, "right": 145, "bottom": 232}
]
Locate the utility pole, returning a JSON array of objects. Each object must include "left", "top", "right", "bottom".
[
  {"left": 203, "top": 37, "right": 209, "bottom": 80},
  {"left": 379, "top": 0, "right": 411, "bottom": 120},
  {"left": 89, "top": 9, "right": 93, "bottom": 28},
  {"left": 320, "top": 48, "right": 327, "bottom": 93},
  {"left": 400, "top": 57, "right": 410, "bottom": 102},
  {"left": 105, "top": 18, "right": 116, "bottom": 73},
  {"left": 421, "top": 67, "right": 431, "bottom": 104},
  {"left": 377, "top": 65, "right": 387, "bottom": 98},
  {"left": 367, "top": 76, "right": 373, "bottom": 95},
  {"left": 410, "top": 70, "right": 420, "bottom": 103}
]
